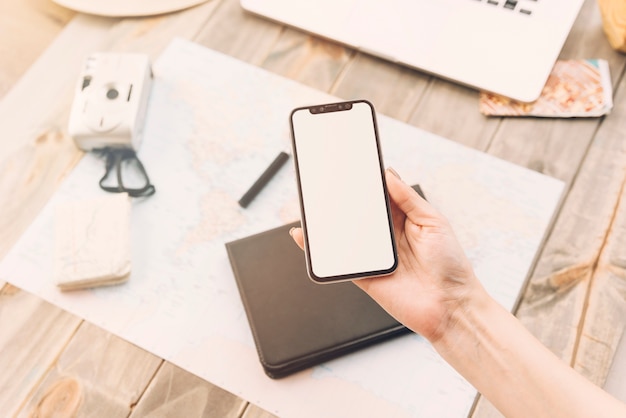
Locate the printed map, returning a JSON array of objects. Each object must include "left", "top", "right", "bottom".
[{"left": 0, "top": 39, "right": 564, "bottom": 417}]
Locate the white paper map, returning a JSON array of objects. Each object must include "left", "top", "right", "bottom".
[{"left": 0, "top": 39, "right": 564, "bottom": 417}]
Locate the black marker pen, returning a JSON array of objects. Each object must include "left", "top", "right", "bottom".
[{"left": 238, "top": 151, "right": 290, "bottom": 208}]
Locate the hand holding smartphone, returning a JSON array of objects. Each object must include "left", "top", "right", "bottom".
[{"left": 289, "top": 100, "right": 397, "bottom": 283}]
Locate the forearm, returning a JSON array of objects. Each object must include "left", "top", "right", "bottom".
[{"left": 433, "top": 287, "right": 626, "bottom": 418}]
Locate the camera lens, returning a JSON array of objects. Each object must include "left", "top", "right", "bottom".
[
  {"left": 106, "top": 88, "right": 119, "bottom": 100},
  {"left": 345, "top": 102, "right": 352, "bottom": 110}
]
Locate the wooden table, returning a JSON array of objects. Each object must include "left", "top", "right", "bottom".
[{"left": 1, "top": 0, "right": 625, "bottom": 416}]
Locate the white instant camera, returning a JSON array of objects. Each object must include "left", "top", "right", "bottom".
[{"left": 68, "top": 53, "right": 153, "bottom": 151}]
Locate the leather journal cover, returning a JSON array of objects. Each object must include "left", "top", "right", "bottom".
[{"left": 225, "top": 221, "right": 409, "bottom": 379}]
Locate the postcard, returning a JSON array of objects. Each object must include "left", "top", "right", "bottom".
[{"left": 480, "top": 59, "right": 613, "bottom": 117}]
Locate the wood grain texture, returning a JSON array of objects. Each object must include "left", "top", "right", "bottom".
[
  {"left": 0, "top": 128, "right": 84, "bottom": 261},
  {"left": 0, "top": 0, "right": 75, "bottom": 98},
  {"left": 472, "top": 95, "right": 626, "bottom": 416},
  {"left": 98, "top": 0, "right": 222, "bottom": 59},
  {"left": 0, "top": 0, "right": 75, "bottom": 352},
  {"left": 242, "top": 403, "right": 278, "bottom": 418},
  {"left": 472, "top": 0, "right": 626, "bottom": 416},
  {"left": 333, "top": 53, "right": 431, "bottom": 122},
  {"left": 261, "top": 28, "right": 352, "bottom": 93},
  {"left": 487, "top": 0, "right": 625, "bottom": 180},
  {"left": 16, "top": 321, "right": 162, "bottom": 417},
  {"left": 407, "top": 78, "right": 499, "bottom": 151},
  {"left": 130, "top": 362, "right": 247, "bottom": 418},
  {"left": 573, "top": 67, "right": 626, "bottom": 386},
  {"left": 0, "top": 15, "right": 110, "bottom": 261},
  {"left": 604, "top": 325, "right": 626, "bottom": 403},
  {"left": 0, "top": 285, "right": 81, "bottom": 417},
  {"left": 195, "top": 0, "right": 282, "bottom": 65},
  {"left": 201, "top": 4, "right": 354, "bottom": 97},
  {"left": 502, "top": 0, "right": 626, "bottom": 360}
]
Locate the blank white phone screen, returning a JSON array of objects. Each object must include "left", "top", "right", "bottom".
[{"left": 291, "top": 101, "right": 396, "bottom": 281}]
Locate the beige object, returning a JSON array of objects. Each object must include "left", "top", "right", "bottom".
[
  {"left": 52, "top": 0, "right": 208, "bottom": 17},
  {"left": 54, "top": 193, "right": 132, "bottom": 290},
  {"left": 598, "top": 0, "right": 626, "bottom": 52}
]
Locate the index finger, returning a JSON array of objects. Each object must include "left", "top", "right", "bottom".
[{"left": 385, "top": 169, "right": 441, "bottom": 227}]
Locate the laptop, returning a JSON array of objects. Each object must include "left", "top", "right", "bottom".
[{"left": 240, "top": 0, "right": 584, "bottom": 102}]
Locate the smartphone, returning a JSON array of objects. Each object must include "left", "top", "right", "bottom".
[{"left": 289, "top": 100, "right": 397, "bottom": 283}]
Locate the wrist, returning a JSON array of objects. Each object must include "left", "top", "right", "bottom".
[{"left": 430, "top": 279, "right": 497, "bottom": 356}]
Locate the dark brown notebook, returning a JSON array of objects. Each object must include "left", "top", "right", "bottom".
[{"left": 225, "top": 221, "right": 410, "bottom": 378}]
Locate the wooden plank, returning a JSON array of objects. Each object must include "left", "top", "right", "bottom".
[
  {"left": 604, "top": 326, "right": 626, "bottom": 403},
  {"left": 573, "top": 66, "right": 626, "bottom": 386},
  {"left": 198, "top": 0, "right": 354, "bottom": 94},
  {"left": 16, "top": 321, "right": 162, "bottom": 417},
  {"left": 257, "top": 28, "right": 434, "bottom": 140},
  {"left": 242, "top": 404, "right": 278, "bottom": 418},
  {"left": 487, "top": 0, "right": 625, "bottom": 177},
  {"left": 260, "top": 28, "right": 352, "bottom": 93},
  {"left": 577, "top": 204, "right": 626, "bottom": 382},
  {"left": 517, "top": 61, "right": 625, "bottom": 372},
  {"left": 243, "top": 7, "right": 432, "bottom": 124},
  {"left": 130, "top": 362, "right": 247, "bottom": 417},
  {"left": 101, "top": 1, "right": 223, "bottom": 58},
  {"left": 0, "top": 0, "right": 76, "bottom": 273},
  {"left": 194, "top": 0, "right": 282, "bottom": 65},
  {"left": 0, "top": 0, "right": 75, "bottom": 98},
  {"left": 332, "top": 53, "right": 431, "bottom": 122},
  {"left": 0, "top": 15, "right": 110, "bottom": 260},
  {"left": 497, "top": 0, "right": 626, "bottom": 361},
  {"left": 0, "top": 285, "right": 82, "bottom": 417},
  {"left": 472, "top": 0, "right": 626, "bottom": 416},
  {"left": 407, "top": 78, "right": 500, "bottom": 150}
]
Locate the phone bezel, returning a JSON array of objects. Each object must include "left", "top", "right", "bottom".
[{"left": 289, "top": 99, "right": 398, "bottom": 284}]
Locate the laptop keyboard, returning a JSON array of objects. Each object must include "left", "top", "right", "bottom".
[{"left": 473, "top": 0, "right": 538, "bottom": 16}]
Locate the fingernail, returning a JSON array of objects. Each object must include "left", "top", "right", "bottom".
[
  {"left": 387, "top": 167, "right": 402, "bottom": 180},
  {"left": 289, "top": 227, "right": 296, "bottom": 237}
]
